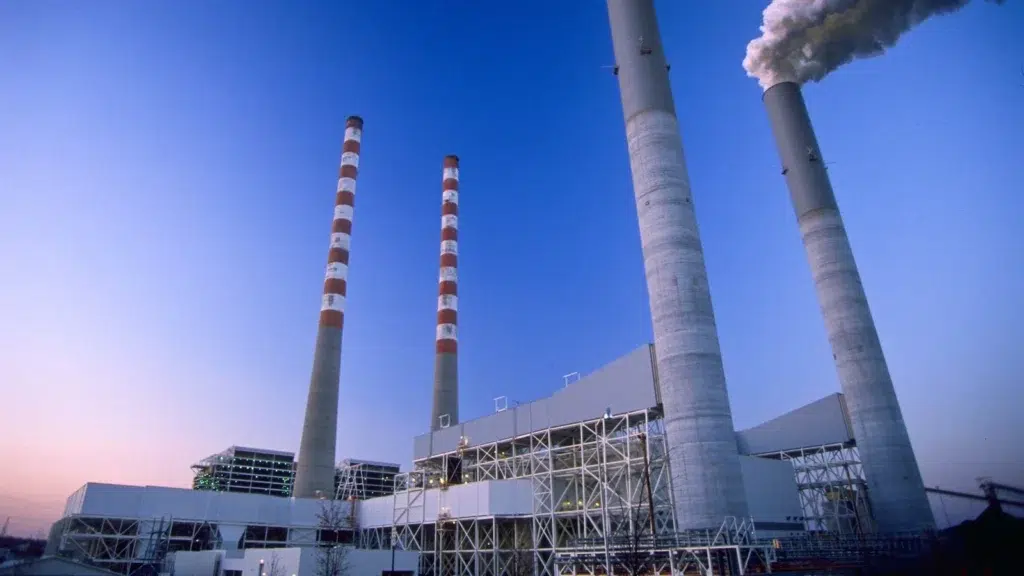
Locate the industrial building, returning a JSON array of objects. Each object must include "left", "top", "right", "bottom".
[
  {"left": 191, "top": 447, "right": 297, "bottom": 498},
  {"left": 190, "top": 449, "right": 400, "bottom": 503},
  {"left": 41, "top": 0, "right": 951, "bottom": 574},
  {"left": 47, "top": 344, "right": 877, "bottom": 575},
  {"left": 335, "top": 459, "right": 402, "bottom": 501}
]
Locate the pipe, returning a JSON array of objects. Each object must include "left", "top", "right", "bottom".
[
  {"left": 606, "top": 0, "right": 748, "bottom": 529},
  {"left": 762, "top": 81, "right": 934, "bottom": 532},
  {"left": 431, "top": 155, "right": 461, "bottom": 431},
  {"left": 294, "top": 116, "right": 364, "bottom": 499}
]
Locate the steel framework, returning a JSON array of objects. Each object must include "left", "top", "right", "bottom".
[
  {"left": 54, "top": 515, "right": 177, "bottom": 576},
  {"left": 52, "top": 513, "right": 328, "bottom": 575},
  {"left": 190, "top": 446, "right": 296, "bottom": 498},
  {"left": 335, "top": 460, "right": 400, "bottom": 501},
  {"left": 560, "top": 517, "right": 774, "bottom": 576},
  {"left": 755, "top": 443, "right": 872, "bottom": 535},
  {"left": 359, "top": 408, "right": 774, "bottom": 575}
]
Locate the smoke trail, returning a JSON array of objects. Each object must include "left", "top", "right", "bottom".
[{"left": 744, "top": 0, "right": 1006, "bottom": 89}]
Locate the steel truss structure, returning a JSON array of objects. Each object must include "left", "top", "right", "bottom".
[
  {"left": 770, "top": 531, "right": 934, "bottom": 573},
  {"left": 755, "top": 443, "right": 872, "bottom": 535},
  {"left": 360, "top": 408, "right": 774, "bottom": 575},
  {"left": 560, "top": 517, "right": 775, "bottom": 576},
  {"left": 335, "top": 460, "right": 400, "bottom": 501},
  {"left": 51, "top": 514, "right": 329, "bottom": 576},
  {"left": 190, "top": 446, "right": 296, "bottom": 498}
]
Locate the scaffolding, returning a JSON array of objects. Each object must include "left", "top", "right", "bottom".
[
  {"left": 190, "top": 446, "right": 297, "bottom": 498},
  {"left": 755, "top": 442, "right": 872, "bottom": 535},
  {"left": 335, "top": 459, "right": 401, "bottom": 501},
  {"left": 54, "top": 515, "right": 175, "bottom": 576},
  {"left": 358, "top": 407, "right": 777, "bottom": 575},
  {"left": 560, "top": 517, "right": 775, "bottom": 576},
  {"left": 769, "top": 530, "right": 933, "bottom": 573},
  {"left": 52, "top": 510, "right": 339, "bottom": 574}
]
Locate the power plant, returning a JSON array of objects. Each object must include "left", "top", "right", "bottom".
[{"left": 38, "top": 1, "right": 1010, "bottom": 575}]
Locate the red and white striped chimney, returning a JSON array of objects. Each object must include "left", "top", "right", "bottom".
[
  {"left": 294, "top": 115, "right": 363, "bottom": 499},
  {"left": 430, "top": 155, "right": 460, "bottom": 431}
]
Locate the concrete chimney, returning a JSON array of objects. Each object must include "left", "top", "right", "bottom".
[
  {"left": 606, "top": 0, "right": 748, "bottom": 529},
  {"left": 294, "top": 116, "right": 364, "bottom": 499},
  {"left": 431, "top": 155, "right": 460, "bottom": 431},
  {"left": 762, "top": 81, "right": 934, "bottom": 532}
]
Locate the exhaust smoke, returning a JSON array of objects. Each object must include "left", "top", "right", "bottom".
[{"left": 744, "top": 0, "right": 1007, "bottom": 89}]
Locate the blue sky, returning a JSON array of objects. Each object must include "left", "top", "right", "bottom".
[{"left": 1, "top": 0, "right": 1021, "bottom": 534}]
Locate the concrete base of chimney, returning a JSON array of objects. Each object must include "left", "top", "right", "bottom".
[
  {"left": 431, "top": 353, "right": 459, "bottom": 431},
  {"left": 294, "top": 325, "right": 343, "bottom": 499}
]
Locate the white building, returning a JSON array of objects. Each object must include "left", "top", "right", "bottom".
[
  {"left": 169, "top": 547, "right": 418, "bottom": 576},
  {"left": 47, "top": 345, "right": 869, "bottom": 576}
]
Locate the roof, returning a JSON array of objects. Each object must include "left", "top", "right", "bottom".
[
  {"left": 225, "top": 446, "right": 295, "bottom": 458},
  {"left": 413, "top": 344, "right": 660, "bottom": 459},
  {"left": 61, "top": 483, "right": 352, "bottom": 528},
  {"left": 411, "top": 343, "right": 856, "bottom": 460},
  {"left": 735, "top": 392, "right": 855, "bottom": 455},
  {"left": 0, "top": 555, "right": 123, "bottom": 576},
  {"left": 338, "top": 459, "right": 401, "bottom": 470}
]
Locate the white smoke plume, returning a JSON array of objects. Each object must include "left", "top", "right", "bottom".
[{"left": 744, "top": 0, "right": 1007, "bottom": 89}]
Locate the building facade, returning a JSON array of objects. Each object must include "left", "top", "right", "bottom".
[
  {"left": 49, "top": 345, "right": 879, "bottom": 576},
  {"left": 336, "top": 459, "right": 401, "bottom": 501},
  {"left": 191, "top": 447, "right": 296, "bottom": 498}
]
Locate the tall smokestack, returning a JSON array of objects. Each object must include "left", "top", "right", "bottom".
[
  {"left": 762, "top": 82, "right": 934, "bottom": 532},
  {"left": 606, "top": 0, "right": 748, "bottom": 529},
  {"left": 430, "top": 155, "right": 460, "bottom": 431},
  {"left": 294, "top": 116, "right": 364, "bottom": 499}
]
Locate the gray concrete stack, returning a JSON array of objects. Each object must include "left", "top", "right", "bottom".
[
  {"left": 294, "top": 116, "right": 364, "bottom": 499},
  {"left": 762, "top": 81, "right": 934, "bottom": 532},
  {"left": 431, "top": 155, "right": 461, "bottom": 431},
  {"left": 606, "top": 0, "right": 749, "bottom": 529}
]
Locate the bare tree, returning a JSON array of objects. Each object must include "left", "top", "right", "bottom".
[
  {"left": 614, "top": 433, "right": 658, "bottom": 576},
  {"left": 505, "top": 519, "right": 533, "bottom": 576},
  {"left": 265, "top": 553, "right": 286, "bottom": 576},
  {"left": 314, "top": 500, "right": 351, "bottom": 576},
  {"left": 616, "top": 479, "right": 654, "bottom": 576}
]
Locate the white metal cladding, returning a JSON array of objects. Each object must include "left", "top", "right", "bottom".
[
  {"left": 355, "top": 479, "right": 533, "bottom": 529},
  {"left": 411, "top": 343, "right": 856, "bottom": 464},
  {"left": 62, "top": 483, "right": 351, "bottom": 528},
  {"left": 412, "top": 344, "right": 658, "bottom": 459},
  {"left": 735, "top": 392, "right": 854, "bottom": 455},
  {"left": 239, "top": 547, "right": 419, "bottom": 576},
  {"left": 738, "top": 456, "right": 804, "bottom": 529}
]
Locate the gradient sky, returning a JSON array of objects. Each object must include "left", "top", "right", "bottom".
[{"left": 1, "top": 0, "right": 1022, "bottom": 537}]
